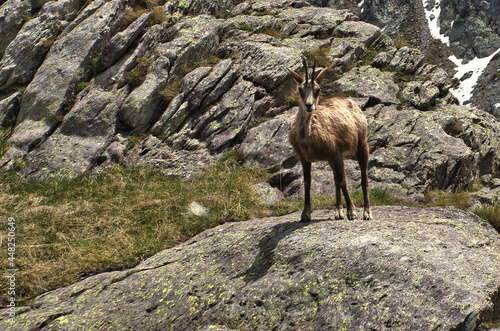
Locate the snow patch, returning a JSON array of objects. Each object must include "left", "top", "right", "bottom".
[
  {"left": 449, "top": 48, "right": 500, "bottom": 105},
  {"left": 422, "top": 0, "right": 449, "bottom": 46},
  {"left": 422, "top": 0, "right": 499, "bottom": 105},
  {"left": 358, "top": 0, "right": 365, "bottom": 14}
]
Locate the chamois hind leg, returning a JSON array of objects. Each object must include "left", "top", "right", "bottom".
[
  {"left": 357, "top": 140, "right": 372, "bottom": 220},
  {"left": 329, "top": 156, "right": 356, "bottom": 220},
  {"left": 300, "top": 160, "right": 312, "bottom": 222}
]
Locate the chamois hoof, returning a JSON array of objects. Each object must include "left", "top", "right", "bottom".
[
  {"left": 363, "top": 210, "right": 372, "bottom": 220},
  {"left": 347, "top": 210, "right": 357, "bottom": 220},
  {"left": 300, "top": 208, "right": 312, "bottom": 223},
  {"left": 334, "top": 209, "right": 344, "bottom": 220}
]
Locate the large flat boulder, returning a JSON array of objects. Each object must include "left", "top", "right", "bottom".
[{"left": 2, "top": 206, "right": 499, "bottom": 330}]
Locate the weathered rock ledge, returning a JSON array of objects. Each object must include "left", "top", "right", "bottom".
[{"left": 1, "top": 206, "right": 499, "bottom": 330}]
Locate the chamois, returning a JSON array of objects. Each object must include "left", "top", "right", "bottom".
[{"left": 288, "top": 58, "right": 371, "bottom": 222}]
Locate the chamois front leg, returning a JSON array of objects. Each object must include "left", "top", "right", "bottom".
[{"left": 301, "top": 160, "right": 312, "bottom": 222}]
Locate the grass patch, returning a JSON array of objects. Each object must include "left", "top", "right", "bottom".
[
  {"left": 159, "top": 79, "right": 181, "bottom": 104},
  {"left": 237, "top": 25, "right": 254, "bottom": 33},
  {"left": 193, "top": 54, "right": 229, "bottom": 69},
  {"left": 0, "top": 128, "right": 12, "bottom": 158},
  {"left": 423, "top": 190, "right": 473, "bottom": 210},
  {"left": 423, "top": 189, "right": 500, "bottom": 231},
  {"left": 122, "top": 4, "right": 168, "bottom": 31},
  {"left": 395, "top": 39, "right": 409, "bottom": 49},
  {"left": 148, "top": 6, "right": 167, "bottom": 26},
  {"left": 125, "top": 57, "right": 151, "bottom": 88},
  {"left": 75, "top": 82, "right": 90, "bottom": 95},
  {"left": 267, "top": 187, "right": 402, "bottom": 218},
  {"left": 360, "top": 48, "right": 380, "bottom": 66},
  {"left": 0, "top": 155, "right": 270, "bottom": 305},
  {"left": 89, "top": 56, "right": 101, "bottom": 76},
  {"left": 473, "top": 204, "right": 500, "bottom": 230},
  {"left": 261, "top": 27, "right": 286, "bottom": 39}
]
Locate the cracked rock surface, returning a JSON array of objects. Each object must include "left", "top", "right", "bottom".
[{"left": 1, "top": 206, "right": 499, "bottom": 330}]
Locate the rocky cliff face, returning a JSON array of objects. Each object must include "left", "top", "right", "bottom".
[
  {"left": 439, "top": 0, "right": 500, "bottom": 60},
  {"left": 1, "top": 207, "right": 499, "bottom": 330},
  {"left": 324, "top": 0, "right": 500, "bottom": 113},
  {"left": 2, "top": 0, "right": 498, "bottom": 204}
]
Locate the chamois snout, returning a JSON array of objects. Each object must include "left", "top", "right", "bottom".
[{"left": 300, "top": 83, "right": 319, "bottom": 113}]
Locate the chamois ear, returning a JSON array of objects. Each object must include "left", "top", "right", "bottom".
[
  {"left": 314, "top": 68, "right": 329, "bottom": 84},
  {"left": 288, "top": 68, "right": 304, "bottom": 85}
]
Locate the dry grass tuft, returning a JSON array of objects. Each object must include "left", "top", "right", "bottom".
[
  {"left": 0, "top": 156, "right": 270, "bottom": 305},
  {"left": 423, "top": 190, "right": 473, "bottom": 210},
  {"left": 473, "top": 204, "right": 500, "bottom": 231}
]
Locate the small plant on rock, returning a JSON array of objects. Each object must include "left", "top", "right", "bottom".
[
  {"left": 302, "top": 45, "right": 332, "bottom": 68},
  {"left": 159, "top": 80, "right": 181, "bottom": 104},
  {"left": 125, "top": 57, "right": 151, "bottom": 88}
]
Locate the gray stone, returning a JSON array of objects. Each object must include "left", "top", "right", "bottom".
[
  {"left": 442, "top": 0, "right": 500, "bottom": 61},
  {"left": 400, "top": 81, "right": 440, "bottom": 109},
  {"left": 329, "top": 38, "right": 368, "bottom": 70},
  {"left": 367, "top": 104, "right": 477, "bottom": 193},
  {"left": 0, "top": 0, "right": 83, "bottom": 92},
  {"left": 2, "top": 206, "right": 499, "bottom": 330},
  {"left": 337, "top": 66, "right": 399, "bottom": 104},
  {"left": 388, "top": 46, "right": 425, "bottom": 74},
  {"left": 100, "top": 12, "right": 152, "bottom": 69},
  {"left": 252, "top": 182, "right": 284, "bottom": 204},
  {"left": 194, "top": 78, "right": 257, "bottom": 152},
  {"left": 226, "top": 40, "right": 302, "bottom": 90},
  {"left": 0, "top": 0, "right": 32, "bottom": 59},
  {"left": 20, "top": 84, "right": 127, "bottom": 180},
  {"left": 241, "top": 109, "right": 296, "bottom": 171},
  {"left": 471, "top": 187, "right": 500, "bottom": 205},
  {"left": 105, "top": 135, "right": 128, "bottom": 164},
  {"left": 0, "top": 91, "right": 20, "bottom": 126},
  {"left": 121, "top": 134, "right": 216, "bottom": 180},
  {"left": 119, "top": 56, "right": 171, "bottom": 132},
  {"left": 187, "top": 201, "right": 209, "bottom": 217},
  {"left": 119, "top": 15, "right": 224, "bottom": 133},
  {"left": 370, "top": 50, "right": 394, "bottom": 68},
  {"left": 168, "top": 0, "right": 247, "bottom": 16},
  {"left": 223, "top": 14, "right": 282, "bottom": 35},
  {"left": 277, "top": 6, "right": 355, "bottom": 31},
  {"left": 470, "top": 53, "right": 500, "bottom": 117},
  {"left": 333, "top": 20, "right": 381, "bottom": 46},
  {"left": 2, "top": 0, "right": 127, "bottom": 167},
  {"left": 152, "top": 59, "right": 237, "bottom": 141}
]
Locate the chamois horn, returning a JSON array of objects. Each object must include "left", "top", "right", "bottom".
[
  {"left": 312, "top": 57, "right": 317, "bottom": 82},
  {"left": 301, "top": 56, "right": 309, "bottom": 83}
]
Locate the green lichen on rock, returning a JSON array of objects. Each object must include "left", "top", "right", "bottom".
[{"left": 2, "top": 206, "right": 499, "bottom": 330}]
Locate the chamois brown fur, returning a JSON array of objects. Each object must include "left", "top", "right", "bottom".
[{"left": 288, "top": 59, "right": 371, "bottom": 222}]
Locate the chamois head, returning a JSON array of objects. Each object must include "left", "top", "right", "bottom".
[{"left": 288, "top": 57, "right": 328, "bottom": 113}]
